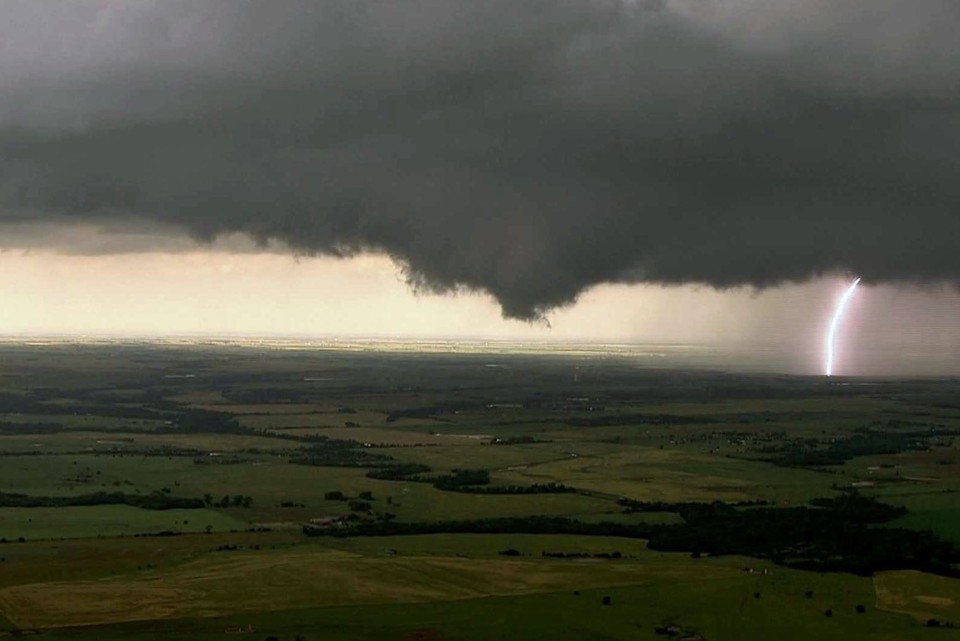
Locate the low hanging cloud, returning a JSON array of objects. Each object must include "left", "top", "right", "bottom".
[{"left": 1, "top": 0, "right": 959, "bottom": 319}]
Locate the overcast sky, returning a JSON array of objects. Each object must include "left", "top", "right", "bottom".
[{"left": 1, "top": 1, "right": 959, "bottom": 374}]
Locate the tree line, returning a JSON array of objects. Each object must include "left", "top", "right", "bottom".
[
  {"left": 365, "top": 465, "right": 576, "bottom": 494},
  {"left": 0, "top": 490, "right": 205, "bottom": 510},
  {"left": 304, "top": 493, "right": 960, "bottom": 577}
]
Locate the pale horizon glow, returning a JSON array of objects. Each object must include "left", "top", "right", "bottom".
[
  {"left": 825, "top": 277, "right": 861, "bottom": 376},
  {"left": 1, "top": 249, "right": 959, "bottom": 375},
  {"left": 0, "top": 250, "right": 784, "bottom": 344}
]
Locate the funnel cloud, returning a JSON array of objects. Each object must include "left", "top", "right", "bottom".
[{"left": 1, "top": 1, "right": 959, "bottom": 318}]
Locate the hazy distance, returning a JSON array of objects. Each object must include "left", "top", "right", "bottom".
[{"left": 2, "top": 247, "right": 959, "bottom": 376}]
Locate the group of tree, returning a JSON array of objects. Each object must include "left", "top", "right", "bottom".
[
  {"left": 366, "top": 463, "right": 431, "bottom": 480},
  {"left": 541, "top": 551, "right": 622, "bottom": 559},
  {"left": 324, "top": 490, "right": 374, "bottom": 512},
  {"left": 429, "top": 468, "right": 575, "bottom": 494},
  {"left": 175, "top": 410, "right": 246, "bottom": 435},
  {"left": 565, "top": 413, "right": 719, "bottom": 428},
  {"left": 366, "top": 465, "right": 575, "bottom": 494},
  {"left": 761, "top": 427, "right": 960, "bottom": 468},
  {"left": 221, "top": 387, "right": 308, "bottom": 404},
  {"left": 617, "top": 498, "right": 770, "bottom": 513},
  {"left": 0, "top": 490, "right": 204, "bottom": 510},
  {"left": 449, "top": 482, "right": 576, "bottom": 495},
  {"left": 287, "top": 439, "right": 394, "bottom": 468},
  {"left": 204, "top": 493, "right": 253, "bottom": 508},
  {"left": 0, "top": 422, "right": 66, "bottom": 435},
  {"left": 304, "top": 493, "right": 960, "bottom": 577},
  {"left": 384, "top": 402, "right": 477, "bottom": 423},
  {"left": 348, "top": 500, "right": 372, "bottom": 512},
  {"left": 489, "top": 436, "right": 549, "bottom": 445},
  {"left": 432, "top": 469, "right": 491, "bottom": 489},
  {"left": 648, "top": 494, "right": 958, "bottom": 576},
  {"left": 0, "top": 392, "right": 161, "bottom": 419}
]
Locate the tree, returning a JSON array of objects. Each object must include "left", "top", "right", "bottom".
[
  {"left": 325, "top": 491, "right": 346, "bottom": 501},
  {"left": 349, "top": 500, "right": 371, "bottom": 512}
]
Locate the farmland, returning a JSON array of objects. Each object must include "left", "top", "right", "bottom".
[{"left": 0, "top": 339, "right": 958, "bottom": 639}]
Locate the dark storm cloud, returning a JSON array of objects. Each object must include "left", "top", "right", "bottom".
[{"left": 1, "top": 0, "right": 959, "bottom": 318}]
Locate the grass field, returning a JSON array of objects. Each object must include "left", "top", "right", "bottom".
[
  {"left": 0, "top": 533, "right": 948, "bottom": 641},
  {"left": 888, "top": 493, "right": 960, "bottom": 544},
  {"left": 875, "top": 570, "right": 960, "bottom": 623},
  {"left": 20, "top": 590, "right": 937, "bottom": 641},
  {"left": 0, "top": 505, "right": 247, "bottom": 540},
  {"left": 2, "top": 547, "right": 701, "bottom": 628},
  {"left": 486, "top": 444, "right": 837, "bottom": 503},
  {"left": 1, "top": 343, "right": 958, "bottom": 639}
]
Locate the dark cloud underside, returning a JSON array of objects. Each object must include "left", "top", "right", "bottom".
[{"left": 1, "top": 0, "right": 958, "bottom": 318}]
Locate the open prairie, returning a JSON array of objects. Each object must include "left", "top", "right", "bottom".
[{"left": 1, "top": 341, "right": 958, "bottom": 639}]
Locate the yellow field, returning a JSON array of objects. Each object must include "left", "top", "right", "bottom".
[
  {"left": 627, "top": 397, "right": 904, "bottom": 416},
  {"left": 191, "top": 403, "right": 328, "bottom": 415},
  {"left": 874, "top": 570, "right": 960, "bottom": 623},
  {"left": 492, "top": 446, "right": 824, "bottom": 502},
  {"left": 272, "top": 426, "right": 479, "bottom": 446},
  {"left": 0, "top": 543, "right": 738, "bottom": 629}
]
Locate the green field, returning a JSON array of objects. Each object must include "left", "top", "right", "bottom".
[
  {"left": 0, "top": 505, "right": 247, "bottom": 540},
  {"left": 0, "top": 342, "right": 958, "bottom": 639},
  {"left": 2, "top": 533, "right": 955, "bottom": 640},
  {"left": 2, "top": 535, "right": 953, "bottom": 641}
]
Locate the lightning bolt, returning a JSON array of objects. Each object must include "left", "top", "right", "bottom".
[{"left": 825, "top": 277, "right": 861, "bottom": 376}]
